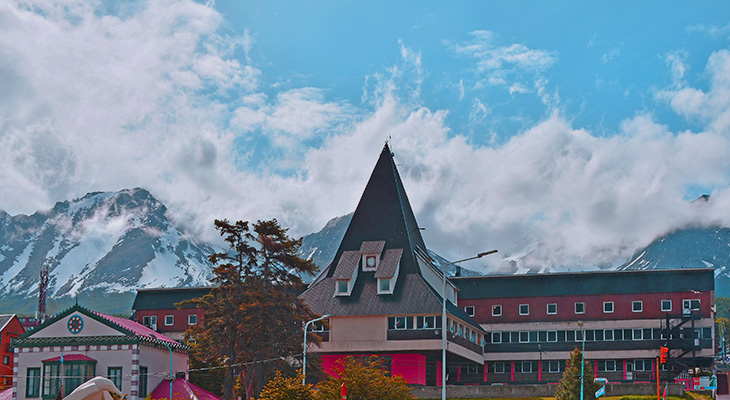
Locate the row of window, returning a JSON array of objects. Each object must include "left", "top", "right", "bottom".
[
  {"left": 386, "top": 316, "right": 484, "bottom": 346},
  {"left": 482, "top": 299, "right": 701, "bottom": 317},
  {"left": 141, "top": 314, "right": 197, "bottom": 328},
  {"left": 488, "top": 359, "right": 664, "bottom": 374},
  {"left": 26, "top": 364, "right": 146, "bottom": 398},
  {"left": 484, "top": 327, "right": 712, "bottom": 344}
]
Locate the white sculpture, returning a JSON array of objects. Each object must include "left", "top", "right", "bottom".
[{"left": 63, "top": 377, "right": 123, "bottom": 400}]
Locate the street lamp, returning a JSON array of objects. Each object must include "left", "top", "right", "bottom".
[
  {"left": 303, "top": 314, "right": 330, "bottom": 385},
  {"left": 578, "top": 321, "right": 586, "bottom": 400},
  {"left": 441, "top": 250, "right": 497, "bottom": 400},
  {"left": 150, "top": 334, "right": 173, "bottom": 400}
]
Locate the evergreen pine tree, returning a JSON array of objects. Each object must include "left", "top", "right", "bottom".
[
  {"left": 555, "top": 347, "right": 600, "bottom": 400},
  {"left": 181, "top": 219, "right": 319, "bottom": 400}
]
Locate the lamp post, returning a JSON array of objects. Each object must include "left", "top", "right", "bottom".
[
  {"left": 150, "top": 334, "right": 173, "bottom": 400},
  {"left": 441, "top": 250, "right": 497, "bottom": 400},
  {"left": 578, "top": 321, "right": 585, "bottom": 400},
  {"left": 303, "top": 314, "right": 330, "bottom": 385}
]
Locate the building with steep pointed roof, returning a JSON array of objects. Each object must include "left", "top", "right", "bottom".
[
  {"left": 300, "top": 143, "right": 486, "bottom": 386},
  {"left": 0, "top": 315, "right": 24, "bottom": 390}
]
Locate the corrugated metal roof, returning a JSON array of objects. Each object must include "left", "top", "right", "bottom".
[
  {"left": 332, "top": 251, "right": 360, "bottom": 279},
  {"left": 453, "top": 267, "right": 715, "bottom": 299},
  {"left": 375, "top": 248, "right": 403, "bottom": 278}
]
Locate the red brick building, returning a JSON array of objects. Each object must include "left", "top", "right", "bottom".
[{"left": 0, "top": 315, "right": 24, "bottom": 390}]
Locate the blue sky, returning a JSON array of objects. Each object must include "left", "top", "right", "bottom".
[{"left": 2, "top": 0, "right": 730, "bottom": 271}]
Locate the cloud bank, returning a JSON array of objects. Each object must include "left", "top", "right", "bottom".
[{"left": 2, "top": 1, "right": 730, "bottom": 273}]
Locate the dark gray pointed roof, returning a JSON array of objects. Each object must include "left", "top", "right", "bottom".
[{"left": 300, "top": 143, "right": 483, "bottom": 332}]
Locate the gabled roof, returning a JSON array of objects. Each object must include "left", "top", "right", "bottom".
[
  {"left": 300, "top": 143, "right": 483, "bottom": 332},
  {"left": 15, "top": 304, "right": 184, "bottom": 351},
  {"left": 0, "top": 314, "right": 16, "bottom": 332},
  {"left": 42, "top": 354, "right": 97, "bottom": 363}
]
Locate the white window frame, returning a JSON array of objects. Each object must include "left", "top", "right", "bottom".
[
  {"left": 547, "top": 330, "right": 558, "bottom": 342},
  {"left": 465, "top": 306, "right": 475, "bottom": 317},
  {"left": 164, "top": 315, "right": 174, "bottom": 326},
  {"left": 547, "top": 303, "right": 557, "bottom": 315},
  {"left": 632, "top": 328, "right": 643, "bottom": 340},
  {"left": 492, "top": 331, "right": 502, "bottom": 344},
  {"left": 683, "top": 299, "right": 700, "bottom": 313},
  {"left": 336, "top": 279, "right": 350, "bottom": 295},
  {"left": 548, "top": 361, "right": 560, "bottom": 373},
  {"left": 575, "top": 302, "right": 585, "bottom": 314},
  {"left": 519, "top": 331, "right": 529, "bottom": 343},
  {"left": 519, "top": 304, "right": 529, "bottom": 315},
  {"left": 187, "top": 314, "right": 197, "bottom": 325},
  {"left": 492, "top": 305, "right": 502, "bottom": 316},
  {"left": 494, "top": 362, "right": 505, "bottom": 374},
  {"left": 632, "top": 300, "right": 643, "bottom": 313},
  {"left": 605, "top": 360, "right": 617, "bottom": 372},
  {"left": 521, "top": 361, "right": 532, "bottom": 373},
  {"left": 603, "top": 301, "right": 614, "bottom": 313},
  {"left": 377, "top": 278, "right": 392, "bottom": 294},
  {"left": 362, "top": 255, "right": 378, "bottom": 272},
  {"left": 604, "top": 329, "right": 614, "bottom": 341}
]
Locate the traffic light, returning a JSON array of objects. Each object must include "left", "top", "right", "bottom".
[{"left": 660, "top": 346, "right": 668, "bottom": 364}]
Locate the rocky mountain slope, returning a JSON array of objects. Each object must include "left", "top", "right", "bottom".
[{"left": 0, "top": 188, "right": 216, "bottom": 314}]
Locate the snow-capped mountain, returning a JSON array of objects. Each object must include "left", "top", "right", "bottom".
[
  {"left": 618, "top": 226, "right": 730, "bottom": 297},
  {"left": 0, "top": 188, "right": 217, "bottom": 314}
]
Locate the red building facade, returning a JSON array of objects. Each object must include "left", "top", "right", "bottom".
[
  {"left": 131, "top": 287, "right": 210, "bottom": 342},
  {"left": 0, "top": 315, "right": 24, "bottom": 390}
]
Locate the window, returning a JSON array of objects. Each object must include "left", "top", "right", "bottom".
[
  {"left": 548, "top": 361, "right": 561, "bottom": 373},
  {"left": 363, "top": 255, "right": 377, "bottom": 271},
  {"left": 632, "top": 328, "right": 643, "bottom": 340},
  {"left": 139, "top": 367, "right": 148, "bottom": 398},
  {"left": 603, "top": 301, "right": 614, "bottom": 313},
  {"left": 26, "top": 368, "right": 41, "bottom": 398},
  {"left": 466, "top": 364, "right": 478, "bottom": 374},
  {"left": 683, "top": 299, "right": 700, "bottom": 312},
  {"left": 492, "top": 305, "right": 502, "bottom": 316},
  {"left": 604, "top": 329, "right": 614, "bottom": 341},
  {"left": 547, "top": 303, "right": 557, "bottom": 315},
  {"left": 417, "top": 316, "right": 439, "bottom": 329},
  {"left": 492, "top": 332, "right": 502, "bottom": 344},
  {"left": 336, "top": 280, "right": 349, "bottom": 295},
  {"left": 547, "top": 330, "right": 557, "bottom": 342},
  {"left": 43, "top": 360, "right": 95, "bottom": 397},
  {"left": 520, "top": 361, "right": 532, "bottom": 373},
  {"left": 389, "top": 316, "right": 411, "bottom": 330},
  {"left": 311, "top": 321, "right": 326, "bottom": 332},
  {"left": 519, "top": 304, "right": 529, "bottom": 315},
  {"left": 378, "top": 278, "right": 392, "bottom": 294},
  {"left": 142, "top": 315, "right": 157, "bottom": 330},
  {"left": 632, "top": 301, "right": 643, "bottom": 312},
  {"left": 164, "top": 315, "right": 174, "bottom": 326},
  {"left": 661, "top": 300, "right": 672, "bottom": 311},
  {"left": 2, "top": 356, "right": 8, "bottom": 365},
  {"left": 574, "top": 302, "right": 585, "bottom": 314},
  {"left": 188, "top": 314, "right": 197, "bottom": 325},
  {"left": 519, "top": 331, "right": 529, "bottom": 343},
  {"left": 493, "top": 362, "right": 505, "bottom": 374},
  {"left": 108, "top": 367, "right": 122, "bottom": 390},
  {"left": 465, "top": 306, "right": 475, "bottom": 317}
]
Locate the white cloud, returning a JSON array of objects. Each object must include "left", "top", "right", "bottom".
[
  {"left": 3, "top": 0, "right": 730, "bottom": 275},
  {"left": 451, "top": 30, "right": 557, "bottom": 90}
]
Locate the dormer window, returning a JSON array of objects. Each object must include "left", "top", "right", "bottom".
[
  {"left": 378, "top": 278, "right": 392, "bottom": 294},
  {"left": 336, "top": 280, "right": 350, "bottom": 295}
]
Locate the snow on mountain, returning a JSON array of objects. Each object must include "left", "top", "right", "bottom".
[
  {"left": 0, "top": 188, "right": 217, "bottom": 313},
  {"left": 618, "top": 226, "right": 730, "bottom": 297}
]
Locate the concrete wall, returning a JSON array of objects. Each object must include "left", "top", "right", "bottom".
[{"left": 410, "top": 383, "right": 685, "bottom": 399}]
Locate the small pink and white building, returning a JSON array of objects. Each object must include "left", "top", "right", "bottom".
[{"left": 11, "top": 305, "right": 188, "bottom": 400}]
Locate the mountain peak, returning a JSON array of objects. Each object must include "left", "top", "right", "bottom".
[{"left": 0, "top": 188, "right": 217, "bottom": 314}]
